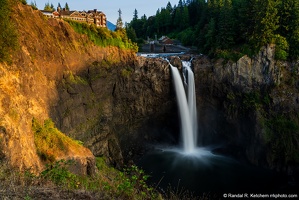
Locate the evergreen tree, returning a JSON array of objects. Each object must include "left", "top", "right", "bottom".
[
  {"left": 207, "top": 0, "right": 219, "bottom": 18},
  {"left": 116, "top": 9, "right": 124, "bottom": 30},
  {"left": 160, "top": 8, "right": 172, "bottom": 33},
  {"left": 126, "top": 25, "right": 137, "bottom": 43},
  {"left": 58, "top": 2, "right": 61, "bottom": 8},
  {"left": 278, "top": 0, "right": 299, "bottom": 59},
  {"left": 173, "top": 7, "right": 182, "bottom": 31},
  {"left": 140, "top": 14, "right": 148, "bottom": 38},
  {"left": 188, "top": 0, "right": 202, "bottom": 26},
  {"left": 232, "top": 0, "right": 248, "bottom": 44},
  {"left": 181, "top": 6, "right": 190, "bottom": 29},
  {"left": 178, "top": 0, "right": 184, "bottom": 8},
  {"left": 204, "top": 18, "right": 217, "bottom": 54},
  {"left": 125, "top": 0, "right": 299, "bottom": 60},
  {"left": 30, "top": 1, "right": 37, "bottom": 10},
  {"left": 217, "top": 0, "right": 235, "bottom": 49},
  {"left": 44, "top": 2, "right": 52, "bottom": 11},
  {"left": 50, "top": 3, "right": 55, "bottom": 11},
  {"left": 247, "top": 0, "right": 279, "bottom": 51},
  {"left": 154, "top": 9, "right": 161, "bottom": 34},
  {"left": 65, "top": 2, "right": 70, "bottom": 11},
  {"left": 133, "top": 9, "right": 138, "bottom": 21},
  {"left": 166, "top": 2, "right": 173, "bottom": 13}
]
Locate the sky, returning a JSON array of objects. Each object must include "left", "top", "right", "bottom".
[{"left": 36, "top": 0, "right": 179, "bottom": 24}]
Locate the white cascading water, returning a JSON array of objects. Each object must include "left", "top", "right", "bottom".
[
  {"left": 170, "top": 61, "right": 198, "bottom": 153},
  {"left": 183, "top": 61, "right": 198, "bottom": 147}
]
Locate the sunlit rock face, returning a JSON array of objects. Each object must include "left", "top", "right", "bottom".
[{"left": 0, "top": 3, "right": 119, "bottom": 173}]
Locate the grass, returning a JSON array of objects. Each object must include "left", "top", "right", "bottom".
[
  {"left": 65, "top": 71, "right": 89, "bottom": 85},
  {"left": 121, "top": 67, "right": 133, "bottom": 78},
  {"left": 65, "top": 19, "right": 138, "bottom": 52},
  {"left": 1, "top": 123, "right": 207, "bottom": 199},
  {"left": 0, "top": 0, "right": 18, "bottom": 63},
  {"left": 30, "top": 118, "right": 162, "bottom": 199},
  {"left": 32, "top": 118, "right": 84, "bottom": 163},
  {"left": 0, "top": 157, "right": 163, "bottom": 200}
]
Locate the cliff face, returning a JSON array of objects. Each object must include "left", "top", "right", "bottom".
[
  {"left": 0, "top": 3, "right": 134, "bottom": 172},
  {"left": 52, "top": 57, "right": 177, "bottom": 165},
  {"left": 192, "top": 45, "right": 299, "bottom": 171},
  {"left": 2, "top": 2, "right": 297, "bottom": 176},
  {"left": 0, "top": 2, "right": 176, "bottom": 172}
]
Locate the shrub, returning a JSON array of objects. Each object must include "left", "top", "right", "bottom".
[
  {"left": 32, "top": 118, "right": 83, "bottom": 163},
  {"left": 65, "top": 20, "right": 138, "bottom": 51},
  {"left": 177, "top": 27, "right": 196, "bottom": 46},
  {"left": 121, "top": 67, "right": 133, "bottom": 77},
  {"left": 0, "top": 0, "right": 18, "bottom": 62},
  {"left": 30, "top": 1, "right": 38, "bottom": 10},
  {"left": 274, "top": 34, "right": 289, "bottom": 61},
  {"left": 41, "top": 159, "right": 79, "bottom": 188},
  {"left": 115, "top": 165, "right": 158, "bottom": 199},
  {"left": 215, "top": 49, "right": 244, "bottom": 62},
  {"left": 19, "top": 0, "right": 27, "bottom": 5},
  {"left": 264, "top": 116, "right": 299, "bottom": 164}
]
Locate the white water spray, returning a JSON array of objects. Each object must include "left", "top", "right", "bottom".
[
  {"left": 170, "top": 61, "right": 198, "bottom": 153},
  {"left": 183, "top": 61, "right": 198, "bottom": 147}
]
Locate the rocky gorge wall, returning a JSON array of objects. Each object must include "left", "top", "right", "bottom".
[
  {"left": 44, "top": 42, "right": 299, "bottom": 174},
  {"left": 1, "top": 2, "right": 298, "bottom": 180},
  {"left": 51, "top": 57, "right": 178, "bottom": 166},
  {"left": 192, "top": 45, "right": 299, "bottom": 173}
]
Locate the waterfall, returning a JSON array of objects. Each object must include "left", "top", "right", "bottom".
[
  {"left": 183, "top": 61, "right": 198, "bottom": 147},
  {"left": 170, "top": 60, "right": 198, "bottom": 153}
]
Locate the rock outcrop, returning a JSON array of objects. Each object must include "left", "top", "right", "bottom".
[
  {"left": 52, "top": 56, "right": 177, "bottom": 165},
  {"left": 192, "top": 45, "right": 299, "bottom": 172}
]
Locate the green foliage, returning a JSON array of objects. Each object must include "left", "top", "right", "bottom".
[
  {"left": 30, "top": 1, "right": 37, "bottom": 10},
  {"left": 19, "top": 0, "right": 27, "bottom": 5},
  {"left": 204, "top": 17, "right": 217, "bottom": 55},
  {"left": 64, "top": 2, "right": 70, "bottom": 11},
  {"left": 217, "top": 0, "right": 236, "bottom": 49},
  {"left": 278, "top": 0, "right": 299, "bottom": 60},
  {"left": 126, "top": 26, "right": 137, "bottom": 43},
  {"left": 274, "top": 34, "right": 289, "bottom": 60},
  {"left": 225, "top": 90, "right": 272, "bottom": 116},
  {"left": 121, "top": 67, "right": 133, "bottom": 78},
  {"left": 64, "top": 71, "right": 88, "bottom": 85},
  {"left": 264, "top": 116, "right": 299, "bottom": 164},
  {"left": 44, "top": 2, "right": 54, "bottom": 11},
  {"left": 248, "top": 0, "right": 279, "bottom": 50},
  {"left": 116, "top": 165, "right": 157, "bottom": 199},
  {"left": 24, "top": 194, "right": 32, "bottom": 200},
  {"left": 41, "top": 159, "right": 78, "bottom": 188},
  {"left": 215, "top": 49, "right": 244, "bottom": 62},
  {"left": 32, "top": 118, "right": 83, "bottom": 163},
  {"left": 242, "top": 91, "right": 262, "bottom": 110},
  {"left": 65, "top": 20, "right": 138, "bottom": 51},
  {"left": 177, "top": 28, "right": 195, "bottom": 46},
  {"left": 0, "top": 0, "right": 18, "bottom": 62},
  {"left": 39, "top": 157, "right": 159, "bottom": 199},
  {"left": 126, "top": 0, "right": 299, "bottom": 61}
]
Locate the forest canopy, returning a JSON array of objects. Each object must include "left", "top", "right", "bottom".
[{"left": 127, "top": 0, "right": 299, "bottom": 61}]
